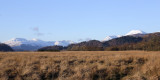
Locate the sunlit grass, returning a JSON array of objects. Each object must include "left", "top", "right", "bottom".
[{"left": 0, "top": 51, "right": 159, "bottom": 80}]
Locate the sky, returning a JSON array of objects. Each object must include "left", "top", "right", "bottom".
[{"left": 0, "top": 0, "right": 160, "bottom": 42}]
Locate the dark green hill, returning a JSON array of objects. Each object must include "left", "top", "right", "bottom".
[
  {"left": 103, "top": 36, "right": 143, "bottom": 47},
  {"left": 67, "top": 36, "right": 143, "bottom": 51},
  {"left": 0, "top": 43, "right": 14, "bottom": 51},
  {"left": 67, "top": 40, "right": 104, "bottom": 51},
  {"left": 106, "top": 32, "right": 160, "bottom": 51},
  {"left": 38, "top": 45, "right": 65, "bottom": 52}
]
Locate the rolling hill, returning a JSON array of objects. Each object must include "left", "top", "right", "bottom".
[
  {"left": 67, "top": 31, "right": 160, "bottom": 51},
  {"left": 0, "top": 43, "right": 14, "bottom": 51}
]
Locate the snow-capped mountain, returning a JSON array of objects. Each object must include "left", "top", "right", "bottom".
[
  {"left": 102, "top": 35, "right": 121, "bottom": 41},
  {"left": 4, "top": 38, "right": 55, "bottom": 47},
  {"left": 4, "top": 38, "right": 74, "bottom": 51},
  {"left": 3, "top": 30, "right": 147, "bottom": 51},
  {"left": 102, "top": 30, "right": 147, "bottom": 41},
  {"left": 125, "top": 30, "right": 146, "bottom": 36}
]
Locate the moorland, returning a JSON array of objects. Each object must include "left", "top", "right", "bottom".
[{"left": 0, "top": 51, "right": 159, "bottom": 80}]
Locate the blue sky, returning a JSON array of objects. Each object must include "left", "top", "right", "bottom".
[{"left": 0, "top": 0, "right": 160, "bottom": 42}]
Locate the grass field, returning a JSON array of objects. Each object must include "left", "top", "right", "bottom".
[{"left": 0, "top": 51, "right": 160, "bottom": 80}]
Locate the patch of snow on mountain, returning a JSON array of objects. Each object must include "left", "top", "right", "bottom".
[
  {"left": 4, "top": 38, "right": 27, "bottom": 47},
  {"left": 102, "top": 35, "right": 121, "bottom": 41},
  {"left": 54, "top": 40, "right": 74, "bottom": 46},
  {"left": 4, "top": 38, "right": 55, "bottom": 47},
  {"left": 126, "top": 30, "right": 146, "bottom": 36},
  {"left": 4, "top": 38, "right": 74, "bottom": 47}
]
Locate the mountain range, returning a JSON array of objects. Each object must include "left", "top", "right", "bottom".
[
  {"left": 4, "top": 38, "right": 74, "bottom": 51},
  {"left": 2, "top": 30, "right": 147, "bottom": 51},
  {"left": 67, "top": 31, "right": 160, "bottom": 51}
]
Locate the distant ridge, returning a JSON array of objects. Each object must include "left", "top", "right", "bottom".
[
  {"left": 67, "top": 32, "right": 160, "bottom": 51},
  {"left": 102, "top": 30, "right": 146, "bottom": 41},
  {"left": 4, "top": 38, "right": 74, "bottom": 51},
  {"left": 3, "top": 30, "right": 160, "bottom": 51}
]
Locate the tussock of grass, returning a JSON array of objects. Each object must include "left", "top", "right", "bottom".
[{"left": 0, "top": 51, "right": 159, "bottom": 80}]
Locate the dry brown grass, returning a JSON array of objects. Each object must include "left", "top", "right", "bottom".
[{"left": 0, "top": 51, "right": 160, "bottom": 80}]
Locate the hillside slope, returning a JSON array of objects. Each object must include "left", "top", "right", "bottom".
[
  {"left": 106, "top": 32, "right": 160, "bottom": 51},
  {"left": 67, "top": 32, "right": 160, "bottom": 51},
  {"left": 0, "top": 43, "right": 14, "bottom": 51}
]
